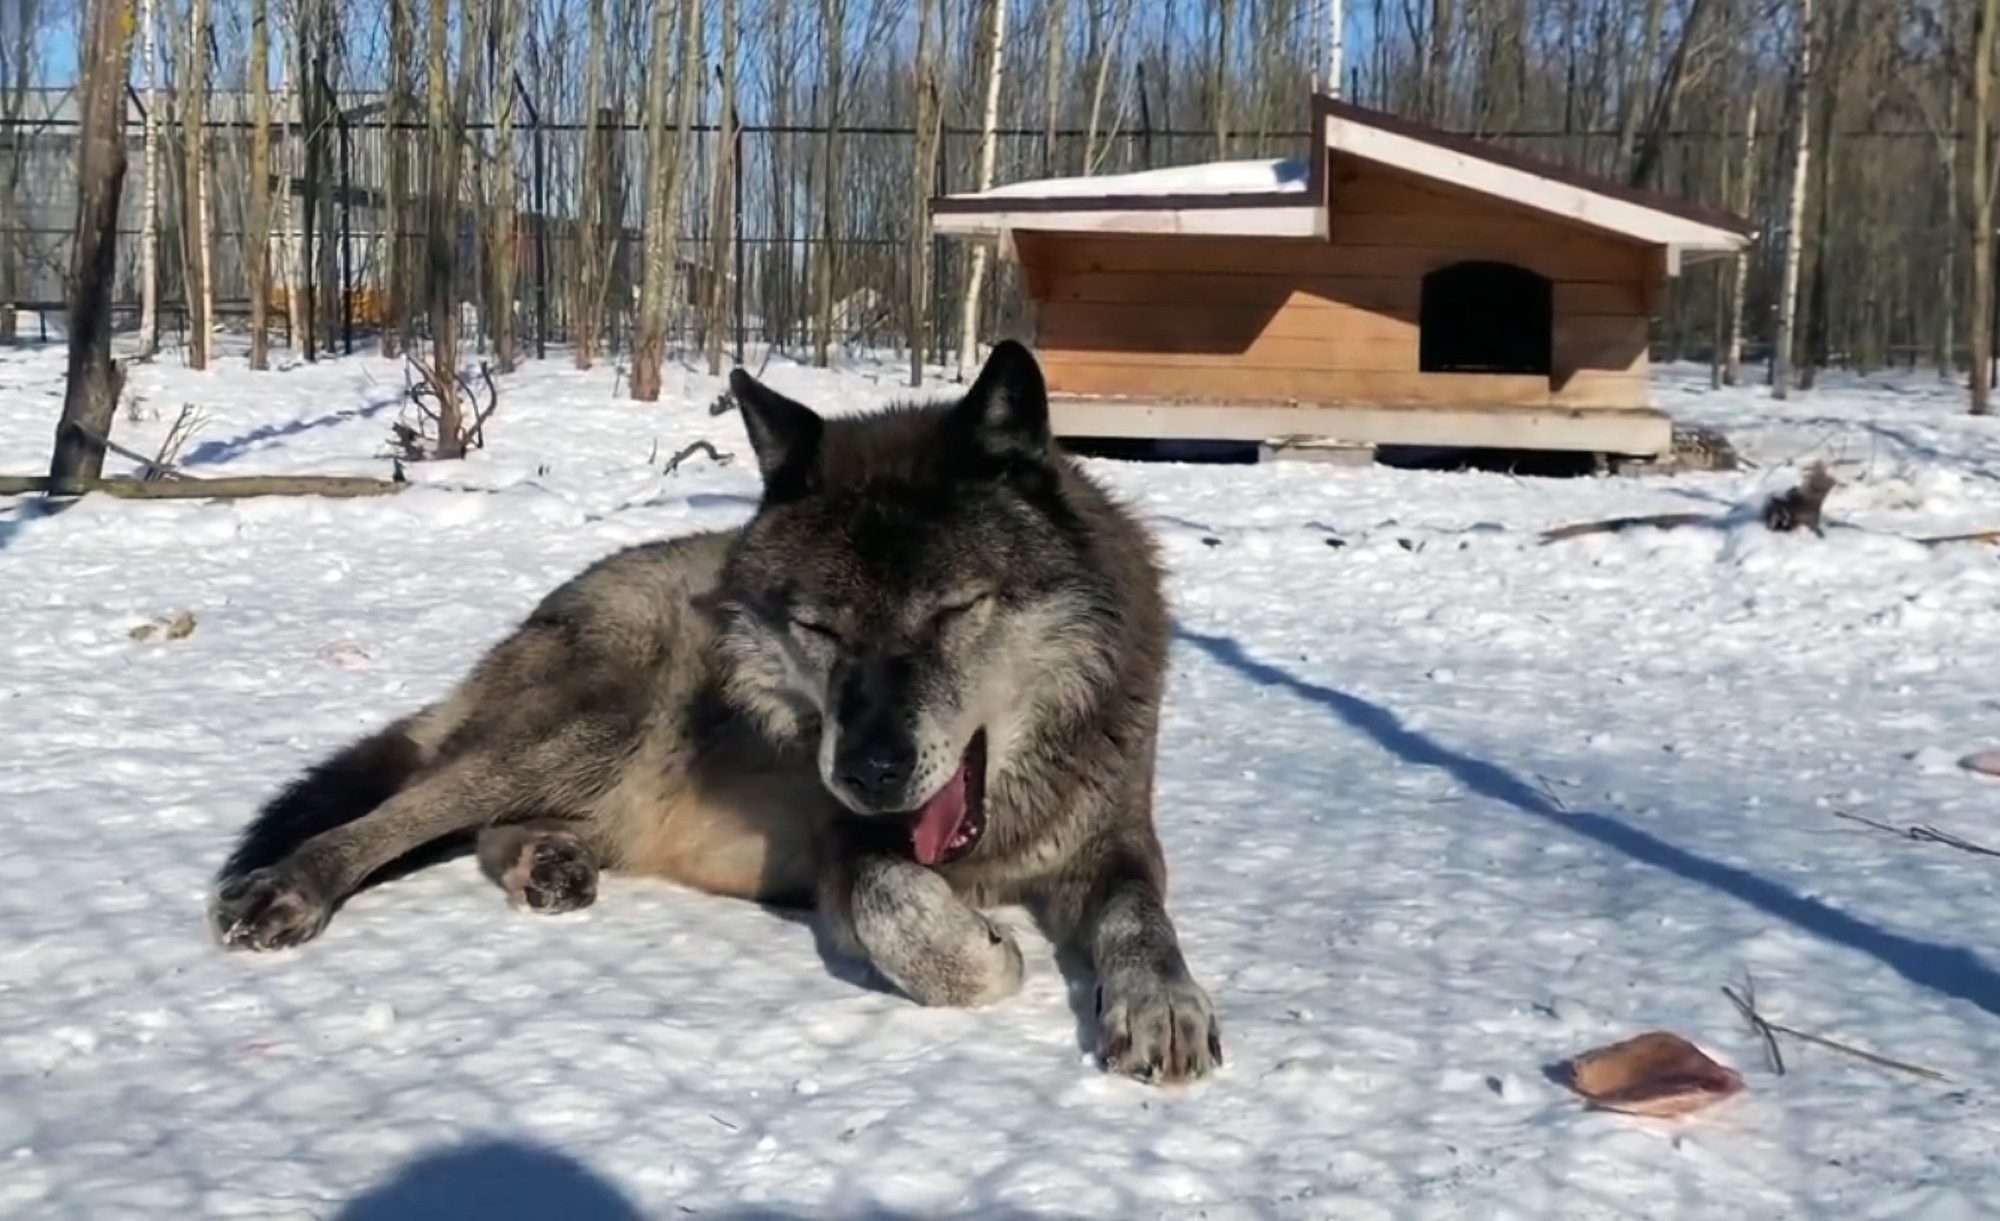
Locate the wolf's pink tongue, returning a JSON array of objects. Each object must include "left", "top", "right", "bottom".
[{"left": 911, "top": 765, "right": 969, "bottom": 866}]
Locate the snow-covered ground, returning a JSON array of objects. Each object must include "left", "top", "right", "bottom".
[{"left": 3, "top": 337, "right": 1998, "bottom": 1219}]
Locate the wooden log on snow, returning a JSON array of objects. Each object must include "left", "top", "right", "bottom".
[{"left": 0, "top": 474, "right": 404, "bottom": 500}]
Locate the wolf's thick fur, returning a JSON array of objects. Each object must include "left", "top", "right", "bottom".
[{"left": 208, "top": 342, "right": 1221, "bottom": 1083}]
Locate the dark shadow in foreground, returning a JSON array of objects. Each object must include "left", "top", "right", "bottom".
[
  {"left": 1173, "top": 624, "right": 2000, "bottom": 1020},
  {"left": 337, "top": 1135, "right": 1085, "bottom": 1220},
  {"left": 337, "top": 1138, "right": 643, "bottom": 1220}
]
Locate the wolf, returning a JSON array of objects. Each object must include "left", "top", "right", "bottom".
[{"left": 206, "top": 341, "right": 1222, "bottom": 1083}]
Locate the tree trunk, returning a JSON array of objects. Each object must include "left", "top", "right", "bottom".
[
  {"left": 706, "top": 0, "right": 738, "bottom": 377},
  {"left": 491, "top": 0, "right": 521, "bottom": 373},
  {"left": 248, "top": 0, "right": 272, "bottom": 370},
  {"left": 427, "top": 0, "right": 465, "bottom": 453},
  {"left": 51, "top": 0, "right": 138, "bottom": 483},
  {"left": 1937, "top": 91, "right": 1959, "bottom": 381},
  {"left": 1213, "top": 0, "right": 1232, "bottom": 153},
  {"left": 1327, "top": 0, "right": 1344, "bottom": 95},
  {"left": 631, "top": 0, "right": 698, "bottom": 402},
  {"left": 1427, "top": 0, "right": 1452, "bottom": 121},
  {"left": 572, "top": 0, "right": 607, "bottom": 369},
  {"left": 1725, "top": 94, "right": 1757, "bottom": 387},
  {"left": 766, "top": 0, "right": 792, "bottom": 349},
  {"left": 908, "top": 0, "right": 940, "bottom": 387},
  {"left": 812, "top": 0, "right": 845, "bottom": 368},
  {"left": 181, "top": 0, "right": 211, "bottom": 370},
  {"left": 1800, "top": 0, "right": 1852, "bottom": 391},
  {"left": 1082, "top": 0, "right": 1135, "bottom": 175},
  {"left": 1042, "top": 0, "right": 1066, "bottom": 174},
  {"left": 383, "top": 0, "right": 409, "bottom": 359},
  {"left": 1771, "top": 0, "right": 1811, "bottom": 401},
  {"left": 1616, "top": 0, "right": 1663, "bottom": 174},
  {"left": 139, "top": 0, "right": 159, "bottom": 355},
  {"left": 1974, "top": 0, "right": 1997, "bottom": 415},
  {"left": 955, "top": 0, "right": 1007, "bottom": 380}
]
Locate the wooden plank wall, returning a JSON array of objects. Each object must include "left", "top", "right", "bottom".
[{"left": 1023, "top": 158, "right": 1656, "bottom": 410}]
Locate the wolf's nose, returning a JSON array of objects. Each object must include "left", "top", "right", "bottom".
[{"left": 836, "top": 743, "right": 914, "bottom": 807}]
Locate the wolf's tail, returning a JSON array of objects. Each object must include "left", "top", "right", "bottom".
[{"left": 216, "top": 718, "right": 428, "bottom": 882}]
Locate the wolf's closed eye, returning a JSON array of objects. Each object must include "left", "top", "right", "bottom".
[{"left": 787, "top": 612, "right": 844, "bottom": 644}]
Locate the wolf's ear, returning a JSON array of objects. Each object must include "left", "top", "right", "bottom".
[
  {"left": 952, "top": 340, "right": 1051, "bottom": 463},
  {"left": 730, "top": 368, "right": 823, "bottom": 489}
]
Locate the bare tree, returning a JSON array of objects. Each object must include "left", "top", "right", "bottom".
[
  {"left": 572, "top": 0, "right": 608, "bottom": 369},
  {"left": 1975, "top": 0, "right": 1997, "bottom": 414},
  {"left": 182, "top": 0, "right": 213, "bottom": 369},
  {"left": 1327, "top": 0, "right": 1344, "bottom": 94},
  {"left": 426, "top": 0, "right": 466, "bottom": 454},
  {"left": 382, "top": 0, "right": 411, "bottom": 359},
  {"left": 955, "top": 0, "right": 1006, "bottom": 380},
  {"left": 248, "top": 0, "right": 272, "bottom": 369},
  {"left": 491, "top": 0, "right": 522, "bottom": 372},
  {"left": 707, "top": 0, "right": 739, "bottom": 377},
  {"left": 1043, "top": 0, "right": 1067, "bottom": 174},
  {"left": 812, "top": 0, "right": 845, "bottom": 367},
  {"left": 908, "top": 0, "right": 940, "bottom": 387},
  {"left": 139, "top": 0, "right": 160, "bottom": 355},
  {"left": 1082, "top": 0, "right": 1137, "bottom": 175},
  {"left": 1772, "top": 0, "right": 1812, "bottom": 400},
  {"left": 51, "top": 0, "right": 138, "bottom": 483},
  {"left": 1725, "top": 94, "right": 1757, "bottom": 386},
  {"left": 631, "top": 0, "right": 698, "bottom": 402},
  {"left": 1213, "top": 0, "right": 1233, "bottom": 151}
]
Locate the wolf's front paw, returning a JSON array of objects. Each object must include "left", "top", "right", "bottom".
[
  {"left": 1097, "top": 971, "right": 1223, "bottom": 1084},
  {"left": 209, "top": 866, "right": 332, "bottom": 952}
]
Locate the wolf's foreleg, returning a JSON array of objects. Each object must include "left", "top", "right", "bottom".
[
  {"left": 822, "top": 854, "right": 1024, "bottom": 1008},
  {"left": 1052, "top": 843, "right": 1222, "bottom": 1084}
]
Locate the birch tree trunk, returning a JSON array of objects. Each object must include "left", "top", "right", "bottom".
[
  {"left": 706, "top": 0, "right": 739, "bottom": 377},
  {"left": 1973, "top": 0, "right": 1997, "bottom": 415},
  {"left": 1725, "top": 94, "right": 1757, "bottom": 386},
  {"left": 51, "top": 0, "right": 137, "bottom": 483},
  {"left": 955, "top": 0, "right": 1006, "bottom": 381},
  {"left": 248, "top": 0, "right": 272, "bottom": 369},
  {"left": 1327, "top": 0, "right": 1343, "bottom": 95},
  {"left": 908, "top": 0, "right": 940, "bottom": 387},
  {"left": 1771, "top": 0, "right": 1812, "bottom": 400},
  {"left": 491, "top": 0, "right": 521, "bottom": 373},
  {"left": 812, "top": 0, "right": 845, "bottom": 367},
  {"left": 572, "top": 0, "right": 607, "bottom": 369},
  {"left": 139, "top": 0, "right": 160, "bottom": 355},
  {"left": 382, "top": 0, "right": 409, "bottom": 358},
  {"left": 182, "top": 0, "right": 211, "bottom": 370}
]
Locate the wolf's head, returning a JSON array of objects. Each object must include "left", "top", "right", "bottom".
[{"left": 714, "top": 342, "right": 1129, "bottom": 866}]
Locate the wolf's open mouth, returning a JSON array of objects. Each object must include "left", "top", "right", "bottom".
[{"left": 908, "top": 729, "right": 987, "bottom": 866}]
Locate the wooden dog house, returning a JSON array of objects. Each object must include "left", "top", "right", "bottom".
[{"left": 929, "top": 95, "right": 1752, "bottom": 458}]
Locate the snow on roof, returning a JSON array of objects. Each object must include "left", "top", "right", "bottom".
[
  {"left": 967, "top": 157, "right": 1311, "bottom": 202},
  {"left": 930, "top": 94, "right": 1751, "bottom": 260}
]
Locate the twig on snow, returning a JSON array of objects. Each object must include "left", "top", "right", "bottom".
[
  {"left": 1721, "top": 976, "right": 1785, "bottom": 1076},
  {"left": 1832, "top": 810, "right": 2000, "bottom": 860},
  {"left": 1722, "top": 978, "right": 1949, "bottom": 1082}
]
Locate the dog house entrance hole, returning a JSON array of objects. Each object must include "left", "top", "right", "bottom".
[{"left": 1419, "top": 260, "right": 1552, "bottom": 376}]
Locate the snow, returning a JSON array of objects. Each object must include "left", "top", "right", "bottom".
[
  {"left": 4, "top": 338, "right": 1999, "bottom": 1218},
  {"left": 954, "top": 156, "right": 1310, "bottom": 202}
]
